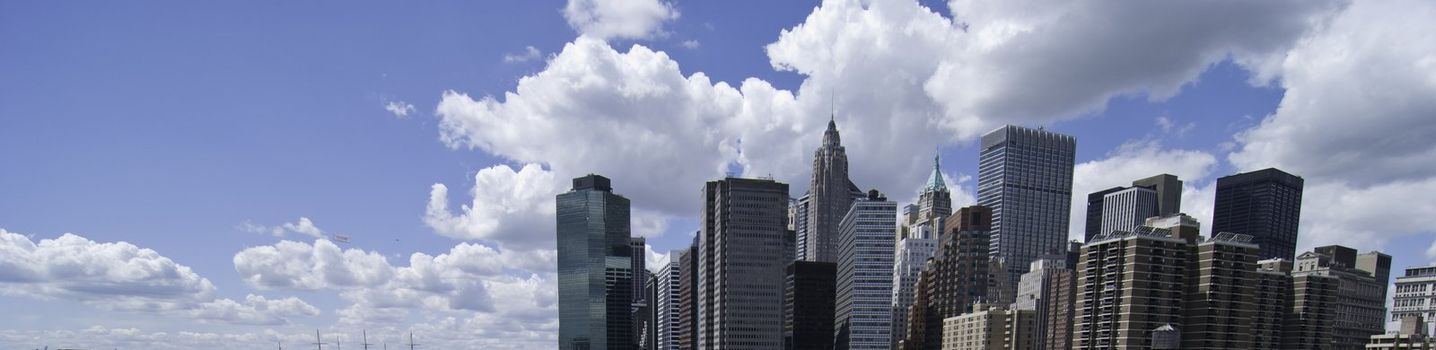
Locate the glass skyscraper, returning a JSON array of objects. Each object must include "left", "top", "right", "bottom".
[
  {"left": 1212, "top": 167, "right": 1304, "bottom": 261},
  {"left": 977, "top": 125, "right": 1076, "bottom": 294},
  {"left": 558, "top": 174, "right": 634, "bottom": 350}
]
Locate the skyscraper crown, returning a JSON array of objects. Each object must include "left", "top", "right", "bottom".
[{"left": 924, "top": 152, "right": 946, "bottom": 192}]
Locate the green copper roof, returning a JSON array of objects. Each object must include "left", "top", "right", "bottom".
[{"left": 925, "top": 152, "right": 946, "bottom": 192}]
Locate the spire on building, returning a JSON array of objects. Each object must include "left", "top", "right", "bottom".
[
  {"left": 925, "top": 151, "right": 946, "bottom": 192},
  {"left": 823, "top": 117, "right": 840, "bottom": 147}
]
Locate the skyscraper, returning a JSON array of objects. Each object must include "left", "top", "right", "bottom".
[
  {"left": 1098, "top": 187, "right": 1158, "bottom": 235},
  {"left": 835, "top": 190, "right": 896, "bottom": 350},
  {"left": 632, "top": 237, "right": 648, "bottom": 304},
  {"left": 677, "top": 237, "right": 699, "bottom": 350},
  {"left": 799, "top": 118, "right": 864, "bottom": 263},
  {"left": 1083, "top": 187, "right": 1125, "bottom": 242},
  {"left": 698, "top": 177, "right": 789, "bottom": 350},
  {"left": 1084, "top": 174, "right": 1182, "bottom": 242},
  {"left": 657, "top": 257, "right": 682, "bottom": 350},
  {"left": 891, "top": 154, "right": 952, "bottom": 346},
  {"left": 1212, "top": 168, "right": 1304, "bottom": 261},
  {"left": 1131, "top": 174, "right": 1182, "bottom": 217},
  {"left": 558, "top": 174, "right": 635, "bottom": 350},
  {"left": 977, "top": 126, "right": 1075, "bottom": 293},
  {"left": 784, "top": 261, "right": 836, "bottom": 350}
]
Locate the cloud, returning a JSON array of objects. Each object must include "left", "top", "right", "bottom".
[
  {"left": 503, "top": 46, "right": 543, "bottom": 63},
  {"left": 0, "top": 229, "right": 215, "bottom": 304},
  {"left": 563, "top": 0, "right": 679, "bottom": 40},
  {"left": 1426, "top": 238, "right": 1436, "bottom": 261},
  {"left": 233, "top": 238, "right": 557, "bottom": 330},
  {"left": 1222, "top": 0, "right": 1436, "bottom": 252},
  {"left": 233, "top": 239, "right": 394, "bottom": 290},
  {"left": 0, "top": 230, "right": 316, "bottom": 326},
  {"left": 1230, "top": 0, "right": 1436, "bottom": 186},
  {"left": 193, "top": 294, "right": 320, "bottom": 325},
  {"left": 1069, "top": 141, "right": 1218, "bottom": 240},
  {"left": 424, "top": 163, "right": 558, "bottom": 250},
  {"left": 680, "top": 40, "right": 700, "bottom": 49},
  {"left": 237, "top": 217, "right": 328, "bottom": 239},
  {"left": 436, "top": 1, "right": 1354, "bottom": 245},
  {"left": 385, "top": 101, "right": 417, "bottom": 118},
  {"left": 1294, "top": 178, "right": 1436, "bottom": 253}
]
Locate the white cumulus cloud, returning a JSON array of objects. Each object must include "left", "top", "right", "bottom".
[
  {"left": 424, "top": 163, "right": 559, "bottom": 249},
  {"left": 564, "top": 0, "right": 679, "bottom": 40},
  {"left": 384, "top": 101, "right": 417, "bottom": 118}
]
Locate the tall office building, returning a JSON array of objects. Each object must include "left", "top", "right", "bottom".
[
  {"left": 632, "top": 237, "right": 648, "bottom": 304},
  {"left": 1131, "top": 174, "right": 1181, "bottom": 217},
  {"left": 1083, "top": 187, "right": 1125, "bottom": 242},
  {"left": 892, "top": 155, "right": 953, "bottom": 346},
  {"left": 1392, "top": 264, "right": 1436, "bottom": 336},
  {"left": 836, "top": 190, "right": 897, "bottom": 350},
  {"left": 558, "top": 174, "right": 635, "bottom": 350},
  {"left": 697, "top": 177, "right": 789, "bottom": 349},
  {"left": 1084, "top": 174, "right": 1182, "bottom": 242},
  {"left": 1212, "top": 168, "right": 1304, "bottom": 261},
  {"left": 657, "top": 258, "right": 682, "bottom": 350},
  {"left": 676, "top": 237, "right": 699, "bottom": 350},
  {"left": 977, "top": 126, "right": 1075, "bottom": 293},
  {"left": 1098, "top": 187, "right": 1158, "bottom": 236},
  {"left": 900, "top": 206, "right": 993, "bottom": 350},
  {"left": 1296, "top": 246, "right": 1391, "bottom": 349},
  {"left": 1014, "top": 258, "right": 1074, "bottom": 350},
  {"left": 784, "top": 261, "right": 836, "bottom": 350},
  {"left": 1074, "top": 227, "right": 1188, "bottom": 350},
  {"left": 799, "top": 118, "right": 865, "bottom": 263}
]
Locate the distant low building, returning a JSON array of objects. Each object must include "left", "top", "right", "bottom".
[{"left": 1367, "top": 315, "right": 1435, "bottom": 350}]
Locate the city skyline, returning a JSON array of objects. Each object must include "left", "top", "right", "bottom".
[{"left": 4, "top": 0, "right": 1436, "bottom": 348}]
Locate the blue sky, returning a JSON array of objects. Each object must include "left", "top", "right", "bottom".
[{"left": 3, "top": 0, "right": 1435, "bottom": 348}]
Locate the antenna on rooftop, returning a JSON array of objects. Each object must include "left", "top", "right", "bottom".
[
  {"left": 361, "top": 330, "right": 373, "bottom": 350},
  {"left": 406, "top": 332, "right": 420, "bottom": 350}
]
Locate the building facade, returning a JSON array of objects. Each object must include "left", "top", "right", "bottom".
[
  {"left": 977, "top": 125, "right": 1075, "bottom": 294},
  {"left": 1098, "top": 187, "right": 1157, "bottom": 236},
  {"left": 785, "top": 261, "right": 836, "bottom": 350},
  {"left": 799, "top": 118, "right": 865, "bottom": 263},
  {"left": 1252, "top": 259, "right": 1293, "bottom": 350},
  {"left": 676, "top": 237, "right": 699, "bottom": 350},
  {"left": 1180, "top": 232, "right": 1259, "bottom": 350},
  {"left": 1013, "top": 258, "right": 1074, "bottom": 350},
  {"left": 1212, "top": 168, "right": 1304, "bottom": 261},
  {"left": 697, "top": 177, "right": 789, "bottom": 349},
  {"left": 657, "top": 258, "right": 682, "bottom": 350},
  {"left": 901, "top": 206, "right": 994, "bottom": 350},
  {"left": 1393, "top": 265, "right": 1436, "bottom": 336},
  {"left": 557, "top": 174, "right": 635, "bottom": 350},
  {"left": 836, "top": 190, "right": 897, "bottom": 350},
  {"left": 1074, "top": 228, "right": 1188, "bottom": 350},
  {"left": 940, "top": 304, "right": 1035, "bottom": 350},
  {"left": 1079, "top": 173, "right": 1183, "bottom": 242},
  {"left": 1293, "top": 247, "right": 1391, "bottom": 349},
  {"left": 893, "top": 155, "right": 953, "bottom": 347}
]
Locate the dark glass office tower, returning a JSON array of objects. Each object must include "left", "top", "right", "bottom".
[
  {"left": 784, "top": 261, "right": 836, "bottom": 350},
  {"left": 631, "top": 237, "right": 648, "bottom": 304},
  {"left": 698, "top": 177, "right": 790, "bottom": 349},
  {"left": 977, "top": 126, "right": 1076, "bottom": 293},
  {"left": 558, "top": 174, "right": 634, "bottom": 350},
  {"left": 1212, "top": 168, "right": 1304, "bottom": 261},
  {"left": 1083, "top": 187, "right": 1124, "bottom": 242}
]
